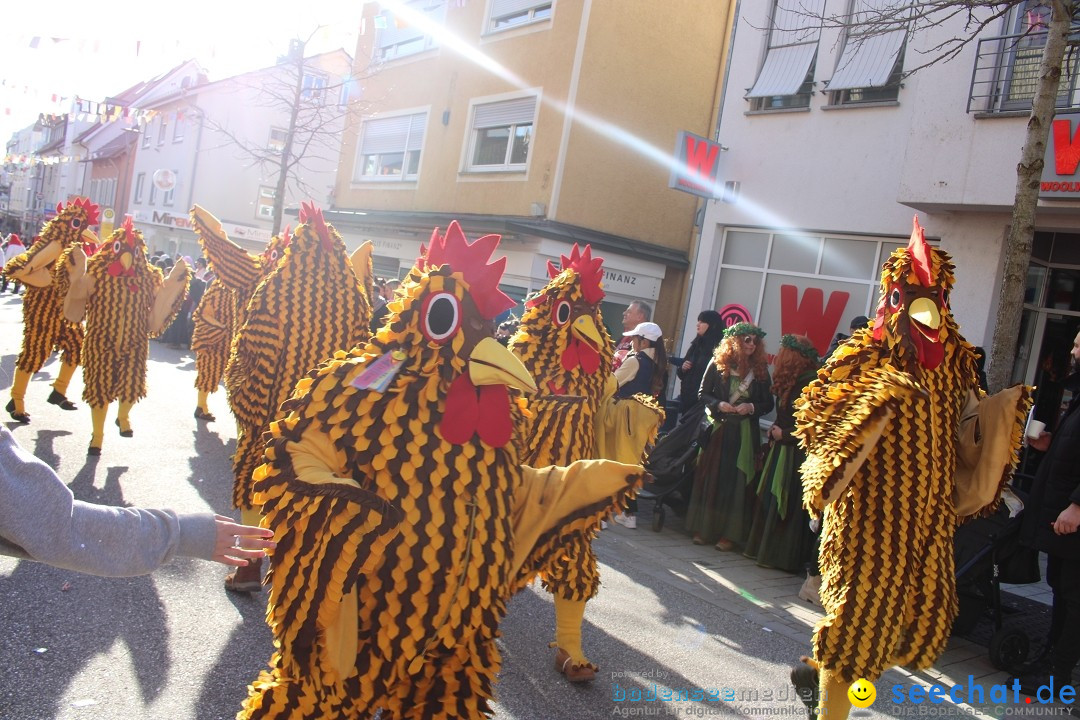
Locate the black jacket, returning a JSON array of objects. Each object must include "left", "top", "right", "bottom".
[
  {"left": 1022, "top": 372, "right": 1080, "bottom": 560},
  {"left": 676, "top": 335, "right": 721, "bottom": 411}
]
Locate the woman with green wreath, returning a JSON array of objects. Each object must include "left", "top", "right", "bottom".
[
  {"left": 743, "top": 334, "right": 820, "bottom": 571},
  {"left": 685, "top": 322, "right": 773, "bottom": 550}
]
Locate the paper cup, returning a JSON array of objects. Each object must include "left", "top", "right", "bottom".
[{"left": 1026, "top": 419, "right": 1046, "bottom": 439}]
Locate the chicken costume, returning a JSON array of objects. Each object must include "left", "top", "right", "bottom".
[
  {"left": 3, "top": 199, "right": 99, "bottom": 423},
  {"left": 239, "top": 223, "right": 643, "bottom": 719},
  {"left": 192, "top": 203, "right": 372, "bottom": 590},
  {"left": 63, "top": 218, "right": 189, "bottom": 455},
  {"left": 190, "top": 274, "right": 239, "bottom": 421},
  {"left": 791, "top": 218, "right": 1031, "bottom": 720}
]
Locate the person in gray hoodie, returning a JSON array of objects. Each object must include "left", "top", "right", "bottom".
[{"left": 0, "top": 427, "right": 274, "bottom": 577}]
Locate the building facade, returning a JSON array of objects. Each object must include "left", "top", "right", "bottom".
[
  {"left": 688, "top": 0, "right": 1080, "bottom": 418},
  {"left": 129, "top": 50, "right": 352, "bottom": 261},
  {"left": 329, "top": 0, "right": 736, "bottom": 337}
]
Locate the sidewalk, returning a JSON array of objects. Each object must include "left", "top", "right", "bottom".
[{"left": 602, "top": 502, "right": 1071, "bottom": 719}]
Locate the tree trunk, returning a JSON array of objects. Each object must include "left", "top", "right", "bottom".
[
  {"left": 271, "top": 50, "right": 306, "bottom": 237},
  {"left": 987, "top": 0, "right": 1070, "bottom": 392}
]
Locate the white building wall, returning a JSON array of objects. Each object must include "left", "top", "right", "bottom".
[{"left": 690, "top": 2, "right": 1080, "bottom": 360}]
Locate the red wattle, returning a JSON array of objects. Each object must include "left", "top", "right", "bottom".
[
  {"left": 476, "top": 385, "right": 512, "bottom": 447},
  {"left": 911, "top": 327, "right": 944, "bottom": 370},
  {"left": 578, "top": 343, "right": 600, "bottom": 373},
  {"left": 441, "top": 374, "right": 479, "bottom": 444},
  {"left": 560, "top": 343, "right": 580, "bottom": 372}
]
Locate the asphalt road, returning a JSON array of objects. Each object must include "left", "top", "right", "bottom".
[{"left": 0, "top": 293, "right": 903, "bottom": 720}]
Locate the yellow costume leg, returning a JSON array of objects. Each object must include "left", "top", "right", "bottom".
[
  {"left": 116, "top": 401, "right": 134, "bottom": 437},
  {"left": 197, "top": 389, "right": 209, "bottom": 412},
  {"left": 819, "top": 668, "right": 851, "bottom": 720},
  {"left": 7, "top": 368, "right": 33, "bottom": 421},
  {"left": 46, "top": 361, "right": 79, "bottom": 411},
  {"left": 89, "top": 405, "right": 108, "bottom": 455},
  {"left": 552, "top": 596, "right": 596, "bottom": 682},
  {"left": 52, "top": 361, "right": 77, "bottom": 396}
]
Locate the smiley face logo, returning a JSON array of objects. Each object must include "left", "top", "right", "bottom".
[{"left": 848, "top": 678, "right": 876, "bottom": 708}]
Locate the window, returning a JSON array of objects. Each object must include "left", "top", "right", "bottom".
[
  {"left": 488, "top": 0, "right": 552, "bottom": 32},
  {"left": 268, "top": 128, "right": 288, "bottom": 153},
  {"left": 746, "top": 0, "right": 824, "bottom": 111},
  {"left": 163, "top": 172, "right": 176, "bottom": 207},
  {"left": 825, "top": 0, "right": 908, "bottom": 105},
  {"left": 158, "top": 117, "right": 168, "bottom": 145},
  {"left": 354, "top": 111, "right": 427, "bottom": 181},
  {"left": 141, "top": 128, "right": 151, "bottom": 149},
  {"left": 173, "top": 114, "right": 185, "bottom": 142},
  {"left": 715, "top": 228, "right": 906, "bottom": 358},
  {"left": 466, "top": 96, "right": 536, "bottom": 172},
  {"left": 375, "top": 0, "right": 447, "bottom": 61},
  {"left": 301, "top": 73, "right": 328, "bottom": 104},
  {"left": 134, "top": 172, "right": 146, "bottom": 203},
  {"left": 149, "top": 182, "right": 158, "bottom": 206},
  {"left": 256, "top": 187, "right": 276, "bottom": 219}
]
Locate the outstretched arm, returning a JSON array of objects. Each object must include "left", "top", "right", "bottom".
[{"left": 0, "top": 428, "right": 273, "bottom": 576}]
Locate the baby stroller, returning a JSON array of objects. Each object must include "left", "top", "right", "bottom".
[
  {"left": 951, "top": 485, "right": 1042, "bottom": 673},
  {"left": 640, "top": 397, "right": 713, "bottom": 532}
]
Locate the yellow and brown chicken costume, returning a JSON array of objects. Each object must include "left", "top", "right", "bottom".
[
  {"left": 3, "top": 199, "right": 99, "bottom": 423},
  {"left": 508, "top": 244, "right": 616, "bottom": 681},
  {"left": 791, "top": 218, "right": 1032, "bottom": 720},
  {"left": 190, "top": 273, "right": 239, "bottom": 421},
  {"left": 193, "top": 203, "right": 372, "bottom": 589},
  {"left": 63, "top": 218, "right": 189, "bottom": 455},
  {"left": 239, "top": 222, "right": 643, "bottom": 720}
]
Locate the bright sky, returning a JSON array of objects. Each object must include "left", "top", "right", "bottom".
[{"left": 2, "top": 1, "right": 363, "bottom": 145}]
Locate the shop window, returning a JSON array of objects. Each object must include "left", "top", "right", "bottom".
[
  {"left": 466, "top": 95, "right": 537, "bottom": 172},
  {"left": 488, "top": 0, "right": 552, "bottom": 33},
  {"left": 355, "top": 111, "right": 427, "bottom": 181},
  {"left": 722, "top": 230, "right": 769, "bottom": 267},
  {"left": 746, "top": 0, "right": 824, "bottom": 111},
  {"left": 768, "top": 233, "right": 820, "bottom": 273},
  {"left": 820, "top": 237, "right": 878, "bottom": 279}
]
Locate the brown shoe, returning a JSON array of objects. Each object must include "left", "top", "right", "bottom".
[
  {"left": 194, "top": 408, "right": 216, "bottom": 422},
  {"left": 554, "top": 647, "right": 597, "bottom": 683},
  {"left": 714, "top": 538, "right": 734, "bottom": 552},
  {"left": 692, "top": 534, "right": 705, "bottom": 545},
  {"left": 224, "top": 557, "right": 264, "bottom": 593}
]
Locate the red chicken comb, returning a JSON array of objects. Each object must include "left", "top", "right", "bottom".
[
  {"left": 121, "top": 216, "right": 136, "bottom": 244},
  {"left": 546, "top": 243, "right": 605, "bottom": 304},
  {"left": 58, "top": 197, "right": 101, "bottom": 226},
  {"left": 299, "top": 201, "right": 333, "bottom": 251},
  {"left": 907, "top": 216, "right": 933, "bottom": 287},
  {"left": 420, "top": 221, "right": 514, "bottom": 319}
]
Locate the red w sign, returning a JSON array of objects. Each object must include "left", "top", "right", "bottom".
[
  {"left": 1041, "top": 112, "right": 1080, "bottom": 197},
  {"left": 780, "top": 285, "right": 850, "bottom": 355},
  {"left": 670, "top": 130, "right": 724, "bottom": 199}
]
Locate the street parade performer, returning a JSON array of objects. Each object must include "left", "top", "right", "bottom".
[
  {"left": 3, "top": 199, "right": 100, "bottom": 423},
  {"left": 509, "top": 244, "right": 661, "bottom": 682},
  {"left": 190, "top": 269, "right": 239, "bottom": 422},
  {"left": 190, "top": 203, "right": 372, "bottom": 592},
  {"left": 63, "top": 218, "right": 189, "bottom": 456},
  {"left": 790, "top": 217, "right": 1031, "bottom": 720},
  {"left": 238, "top": 222, "right": 644, "bottom": 719}
]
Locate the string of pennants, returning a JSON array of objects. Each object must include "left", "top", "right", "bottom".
[{"left": 1, "top": 84, "right": 162, "bottom": 127}]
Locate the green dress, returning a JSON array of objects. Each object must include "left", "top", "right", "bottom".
[
  {"left": 743, "top": 370, "right": 817, "bottom": 572},
  {"left": 685, "top": 362, "right": 773, "bottom": 547}
]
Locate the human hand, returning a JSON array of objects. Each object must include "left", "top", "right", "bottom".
[
  {"left": 718, "top": 402, "right": 735, "bottom": 413},
  {"left": 681, "top": 361, "right": 692, "bottom": 371},
  {"left": 1027, "top": 431, "right": 1052, "bottom": 452},
  {"left": 736, "top": 403, "right": 754, "bottom": 415},
  {"left": 1052, "top": 503, "right": 1080, "bottom": 536},
  {"left": 211, "top": 514, "right": 276, "bottom": 566},
  {"left": 769, "top": 424, "right": 782, "bottom": 441}
]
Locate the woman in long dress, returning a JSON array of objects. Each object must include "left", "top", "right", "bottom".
[
  {"left": 685, "top": 322, "right": 772, "bottom": 550},
  {"left": 743, "top": 334, "right": 819, "bottom": 571}
]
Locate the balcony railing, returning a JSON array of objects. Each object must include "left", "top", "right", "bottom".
[{"left": 967, "top": 31, "right": 1080, "bottom": 114}]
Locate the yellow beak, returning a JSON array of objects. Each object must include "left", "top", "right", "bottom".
[
  {"left": 469, "top": 336, "right": 537, "bottom": 394},
  {"left": 81, "top": 229, "right": 99, "bottom": 247},
  {"left": 121, "top": 253, "right": 133, "bottom": 270},
  {"left": 571, "top": 314, "right": 603, "bottom": 349},
  {"left": 908, "top": 297, "right": 941, "bottom": 330}
]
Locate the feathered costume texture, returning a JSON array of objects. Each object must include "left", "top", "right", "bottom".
[
  {"left": 239, "top": 223, "right": 643, "bottom": 719},
  {"left": 191, "top": 277, "right": 239, "bottom": 395},
  {"left": 792, "top": 218, "right": 1031, "bottom": 720},
  {"left": 191, "top": 204, "right": 372, "bottom": 509},
  {"left": 63, "top": 218, "right": 189, "bottom": 452},
  {"left": 3, "top": 198, "right": 99, "bottom": 420}
]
